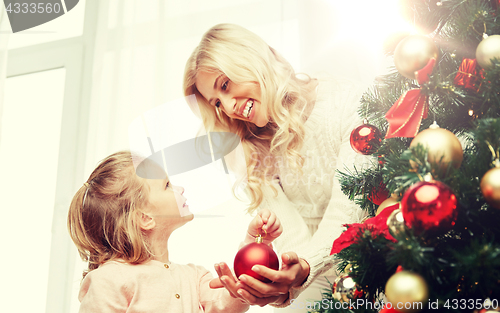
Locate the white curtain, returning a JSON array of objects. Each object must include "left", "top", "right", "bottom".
[
  {"left": 0, "top": 5, "right": 9, "bottom": 144},
  {"left": 84, "top": 0, "right": 300, "bottom": 162}
]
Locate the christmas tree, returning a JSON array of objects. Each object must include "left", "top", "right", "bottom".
[{"left": 310, "top": 1, "right": 500, "bottom": 312}]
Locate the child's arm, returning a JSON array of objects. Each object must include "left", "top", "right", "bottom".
[{"left": 242, "top": 208, "right": 283, "bottom": 247}]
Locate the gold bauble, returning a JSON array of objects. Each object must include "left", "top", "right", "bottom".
[
  {"left": 376, "top": 197, "right": 400, "bottom": 215},
  {"left": 480, "top": 165, "right": 500, "bottom": 209},
  {"left": 394, "top": 35, "right": 439, "bottom": 79},
  {"left": 333, "top": 275, "right": 357, "bottom": 302},
  {"left": 385, "top": 271, "right": 429, "bottom": 313},
  {"left": 387, "top": 208, "right": 406, "bottom": 237},
  {"left": 476, "top": 35, "right": 500, "bottom": 69},
  {"left": 409, "top": 123, "right": 463, "bottom": 170}
]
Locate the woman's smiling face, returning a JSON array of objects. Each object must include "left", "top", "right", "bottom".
[{"left": 195, "top": 70, "right": 269, "bottom": 127}]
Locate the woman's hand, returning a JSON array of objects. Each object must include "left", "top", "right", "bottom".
[
  {"left": 245, "top": 208, "right": 283, "bottom": 246},
  {"left": 209, "top": 252, "right": 310, "bottom": 307}
]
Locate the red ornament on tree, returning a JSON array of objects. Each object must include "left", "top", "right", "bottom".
[
  {"left": 368, "top": 183, "right": 390, "bottom": 205},
  {"left": 350, "top": 120, "right": 383, "bottom": 155},
  {"left": 234, "top": 233, "right": 279, "bottom": 283},
  {"left": 401, "top": 180, "right": 458, "bottom": 235},
  {"left": 380, "top": 305, "right": 401, "bottom": 313}
]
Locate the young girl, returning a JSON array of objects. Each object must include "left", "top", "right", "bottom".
[{"left": 68, "top": 150, "right": 282, "bottom": 312}]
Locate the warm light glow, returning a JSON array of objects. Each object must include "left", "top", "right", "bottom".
[
  {"left": 415, "top": 185, "right": 440, "bottom": 203},
  {"left": 469, "top": 109, "right": 474, "bottom": 116},
  {"left": 359, "top": 126, "right": 372, "bottom": 137},
  {"left": 344, "top": 277, "right": 357, "bottom": 289},
  {"left": 395, "top": 211, "right": 405, "bottom": 223},
  {"left": 327, "top": 0, "right": 415, "bottom": 55}
]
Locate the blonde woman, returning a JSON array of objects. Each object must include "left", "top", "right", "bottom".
[{"left": 183, "top": 23, "right": 369, "bottom": 311}]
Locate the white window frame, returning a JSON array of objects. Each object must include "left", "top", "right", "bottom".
[{"left": 5, "top": 1, "right": 97, "bottom": 312}]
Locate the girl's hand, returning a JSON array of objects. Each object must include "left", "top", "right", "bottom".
[
  {"left": 209, "top": 262, "right": 286, "bottom": 306},
  {"left": 245, "top": 208, "right": 283, "bottom": 246},
  {"left": 209, "top": 252, "right": 310, "bottom": 307},
  {"left": 236, "top": 252, "right": 310, "bottom": 306}
]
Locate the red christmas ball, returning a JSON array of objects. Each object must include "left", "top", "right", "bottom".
[
  {"left": 401, "top": 181, "right": 458, "bottom": 235},
  {"left": 234, "top": 242, "right": 279, "bottom": 283},
  {"left": 350, "top": 123, "right": 383, "bottom": 155},
  {"left": 369, "top": 183, "right": 390, "bottom": 205},
  {"left": 380, "top": 306, "right": 400, "bottom": 313}
]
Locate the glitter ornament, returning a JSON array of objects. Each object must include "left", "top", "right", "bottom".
[
  {"left": 476, "top": 34, "right": 500, "bottom": 69},
  {"left": 394, "top": 35, "right": 439, "bottom": 79},
  {"left": 401, "top": 180, "right": 458, "bottom": 235},
  {"left": 480, "top": 160, "right": 500, "bottom": 209},
  {"left": 234, "top": 233, "right": 279, "bottom": 283},
  {"left": 385, "top": 271, "right": 429, "bottom": 313},
  {"left": 350, "top": 121, "right": 383, "bottom": 155}
]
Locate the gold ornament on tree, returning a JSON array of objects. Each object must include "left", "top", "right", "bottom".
[
  {"left": 333, "top": 275, "right": 357, "bottom": 302},
  {"left": 394, "top": 35, "right": 439, "bottom": 79},
  {"left": 476, "top": 34, "right": 500, "bottom": 69},
  {"left": 409, "top": 121, "right": 463, "bottom": 170},
  {"left": 387, "top": 208, "right": 406, "bottom": 237},
  {"left": 481, "top": 155, "right": 500, "bottom": 209},
  {"left": 385, "top": 271, "right": 429, "bottom": 313},
  {"left": 376, "top": 197, "right": 400, "bottom": 215}
]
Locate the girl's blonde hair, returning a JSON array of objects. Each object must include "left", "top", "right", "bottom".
[
  {"left": 68, "top": 151, "right": 152, "bottom": 278},
  {"left": 183, "top": 23, "right": 312, "bottom": 212}
]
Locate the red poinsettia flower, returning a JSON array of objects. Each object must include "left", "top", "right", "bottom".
[{"left": 330, "top": 203, "right": 399, "bottom": 255}]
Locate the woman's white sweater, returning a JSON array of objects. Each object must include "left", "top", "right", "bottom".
[{"left": 260, "top": 78, "right": 372, "bottom": 307}]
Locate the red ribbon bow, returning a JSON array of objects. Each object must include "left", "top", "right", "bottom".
[{"left": 385, "top": 58, "right": 436, "bottom": 138}]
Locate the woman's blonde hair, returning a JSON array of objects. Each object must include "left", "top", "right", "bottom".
[
  {"left": 68, "top": 151, "right": 152, "bottom": 278},
  {"left": 183, "top": 23, "right": 312, "bottom": 212}
]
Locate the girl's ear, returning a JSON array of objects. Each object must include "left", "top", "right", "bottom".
[{"left": 138, "top": 212, "right": 155, "bottom": 230}]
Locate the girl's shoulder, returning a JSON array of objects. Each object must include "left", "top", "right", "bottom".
[{"left": 85, "top": 260, "right": 162, "bottom": 281}]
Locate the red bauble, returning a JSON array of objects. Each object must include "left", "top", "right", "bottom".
[
  {"left": 380, "top": 306, "right": 400, "bottom": 313},
  {"left": 401, "top": 181, "right": 458, "bottom": 235},
  {"left": 234, "top": 240, "right": 279, "bottom": 283},
  {"left": 350, "top": 123, "right": 383, "bottom": 155},
  {"left": 368, "top": 183, "right": 390, "bottom": 205}
]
